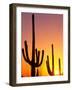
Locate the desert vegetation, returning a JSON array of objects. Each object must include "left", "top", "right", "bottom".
[{"left": 22, "top": 14, "right": 62, "bottom": 77}]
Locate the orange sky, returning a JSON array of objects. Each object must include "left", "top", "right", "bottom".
[{"left": 21, "top": 13, "right": 63, "bottom": 77}]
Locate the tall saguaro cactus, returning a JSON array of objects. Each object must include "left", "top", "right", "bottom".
[
  {"left": 46, "top": 44, "right": 54, "bottom": 75},
  {"left": 22, "top": 14, "right": 44, "bottom": 76}
]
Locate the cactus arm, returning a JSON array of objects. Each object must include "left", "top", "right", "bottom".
[
  {"left": 37, "top": 50, "right": 44, "bottom": 66},
  {"left": 46, "top": 56, "right": 53, "bottom": 75},
  {"left": 35, "top": 49, "right": 38, "bottom": 60},
  {"left": 22, "top": 41, "right": 32, "bottom": 65},
  {"left": 35, "top": 50, "right": 44, "bottom": 67},
  {"left": 22, "top": 49, "right": 27, "bottom": 61},
  {"left": 24, "top": 40, "right": 30, "bottom": 60},
  {"left": 22, "top": 48, "right": 32, "bottom": 65},
  {"left": 35, "top": 49, "right": 40, "bottom": 64},
  {"left": 37, "top": 51, "right": 40, "bottom": 61},
  {"left": 24, "top": 40, "right": 31, "bottom": 61}
]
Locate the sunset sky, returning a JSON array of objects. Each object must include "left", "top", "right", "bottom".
[{"left": 21, "top": 12, "right": 63, "bottom": 77}]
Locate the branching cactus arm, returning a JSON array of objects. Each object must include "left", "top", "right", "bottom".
[
  {"left": 22, "top": 41, "right": 32, "bottom": 65},
  {"left": 24, "top": 40, "right": 30, "bottom": 60},
  {"left": 35, "top": 50, "right": 44, "bottom": 67},
  {"left": 35, "top": 49, "right": 40, "bottom": 64}
]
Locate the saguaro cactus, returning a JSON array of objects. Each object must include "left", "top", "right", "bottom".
[
  {"left": 46, "top": 44, "right": 62, "bottom": 76},
  {"left": 59, "top": 58, "right": 62, "bottom": 75},
  {"left": 46, "top": 44, "right": 54, "bottom": 75},
  {"left": 22, "top": 14, "right": 44, "bottom": 76}
]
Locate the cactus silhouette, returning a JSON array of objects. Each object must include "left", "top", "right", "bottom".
[
  {"left": 22, "top": 14, "right": 44, "bottom": 76},
  {"left": 46, "top": 44, "right": 54, "bottom": 75},
  {"left": 59, "top": 58, "right": 62, "bottom": 75},
  {"left": 46, "top": 44, "right": 62, "bottom": 76}
]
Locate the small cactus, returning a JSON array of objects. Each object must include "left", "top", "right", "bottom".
[{"left": 59, "top": 58, "right": 62, "bottom": 75}]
